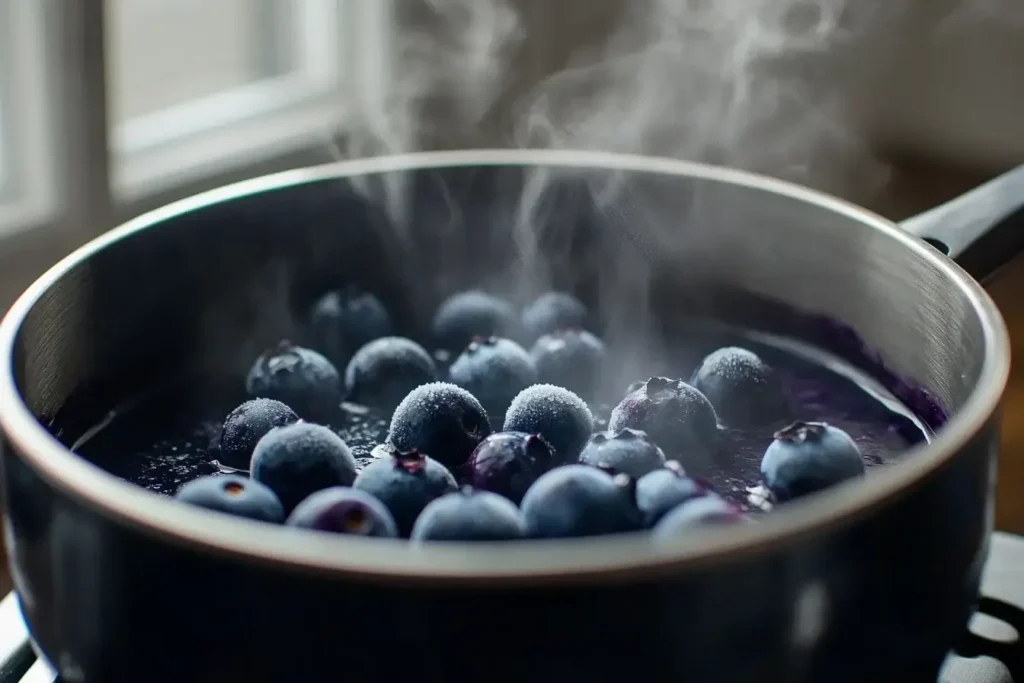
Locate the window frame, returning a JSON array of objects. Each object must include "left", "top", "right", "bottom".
[
  {"left": 0, "top": 0, "right": 58, "bottom": 235},
  {"left": 111, "top": 0, "right": 358, "bottom": 201},
  {"left": 0, "top": 0, "right": 395, "bottom": 305}
]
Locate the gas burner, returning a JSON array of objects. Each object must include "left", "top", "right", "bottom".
[{"left": 0, "top": 533, "right": 1021, "bottom": 683}]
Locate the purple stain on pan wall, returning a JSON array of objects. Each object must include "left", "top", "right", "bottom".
[
  {"left": 666, "top": 286, "right": 950, "bottom": 432},
  {"left": 795, "top": 313, "right": 948, "bottom": 430}
]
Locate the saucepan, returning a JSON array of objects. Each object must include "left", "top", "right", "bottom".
[{"left": 0, "top": 150, "right": 1022, "bottom": 683}]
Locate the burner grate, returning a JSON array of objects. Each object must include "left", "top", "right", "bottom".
[{"left": 1, "top": 533, "right": 1021, "bottom": 683}]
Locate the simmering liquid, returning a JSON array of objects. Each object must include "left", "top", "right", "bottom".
[{"left": 75, "top": 321, "right": 929, "bottom": 514}]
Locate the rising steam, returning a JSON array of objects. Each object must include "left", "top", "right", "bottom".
[
  {"left": 506, "top": 0, "right": 893, "bottom": 291},
  {"left": 334, "top": 0, "right": 523, "bottom": 233},
  {"left": 344, "top": 0, "right": 523, "bottom": 156},
  {"left": 339, "top": 0, "right": 900, "bottom": 263},
  {"left": 346, "top": 0, "right": 893, "bottom": 196},
  {"left": 331, "top": 0, "right": 904, "bottom": 379},
  {"left": 517, "top": 0, "right": 863, "bottom": 167},
  {"left": 330, "top": 0, "right": 904, "bottom": 385}
]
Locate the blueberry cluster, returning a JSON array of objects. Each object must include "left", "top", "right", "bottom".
[{"left": 176, "top": 288, "right": 868, "bottom": 543}]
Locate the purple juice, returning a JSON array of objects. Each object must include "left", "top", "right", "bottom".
[{"left": 75, "top": 321, "right": 930, "bottom": 515}]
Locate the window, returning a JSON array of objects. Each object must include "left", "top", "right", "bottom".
[
  {"left": 0, "top": 0, "right": 57, "bottom": 235},
  {"left": 0, "top": 0, "right": 391, "bottom": 284},
  {"left": 108, "top": 0, "right": 362, "bottom": 199},
  {"left": 0, "top": 97, "right": 7, "bottom": 199}
]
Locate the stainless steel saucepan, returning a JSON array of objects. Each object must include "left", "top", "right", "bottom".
[{"left": 0, "top": 150, "right": 1022, "bottom": 683}]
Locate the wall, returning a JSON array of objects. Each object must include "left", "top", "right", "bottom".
[
  {"left": 859, "top": 0, "right": 1024, "bottom": 171},
  {"left": 396, "top": 0, "right": 1023, "bottom": 198}
]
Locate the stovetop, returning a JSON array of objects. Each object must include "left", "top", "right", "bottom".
[{"left": 0, "top": 533, "right": 1021, "bottom": 683}]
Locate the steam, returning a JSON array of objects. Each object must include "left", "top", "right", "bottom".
[
  {"left": 517, "top": 0, "right": 858, "bottom": 162},
  {"left": 341, "top": 0, "right": 894, "bottom": 252},
  {"left": 511, "top": 0, "right": 891, "bottom": 219},
  {"left": 346, "top": 0, "right": 522, "bottom": 154},
  {"left": 335, "top": 1, "right": 524, "bottom": 231},
  {"left": 505, "top": 0, "right": 895, "bottom": 376},
  {"left": 200, "top": 0, "right": 1014, "bottom": 402},
  {"left": 334, "top": 0, "right": 898, "bottom": 380}
]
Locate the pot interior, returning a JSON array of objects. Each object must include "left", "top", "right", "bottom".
[{"left": 9, "top": 153, "right": 991, "bottom": 501}]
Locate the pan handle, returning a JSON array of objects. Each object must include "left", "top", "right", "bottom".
[{"left": 899, "top": 165, "right": 1024, "bottom": 282}]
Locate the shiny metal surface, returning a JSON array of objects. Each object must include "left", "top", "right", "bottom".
[
  {"left": 0, "top": 149, "right": 1009, "bottom": 579},
  {"left": 1, "top": 532, "right": 1022, "bottom": 682}
]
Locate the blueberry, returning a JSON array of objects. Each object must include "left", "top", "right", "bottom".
[
  {"left": 216, "top": 399, "right": 299, "bottom": 470},
  {"left": 578, "top": 428, "right": 666, "bottom": 479},
  {"left": 635, "top": 460, "right": 707, "bottom": 526},
  {"left": 410, "top": 487, "right": 525, "bottom": 541},
  {"left": 286, "top": 486, "right": 398, "bottom": 538},
  {"left": 308, "top": 288, "right": 393, "bottom": 368},
  {"left": 521, "top": 291, "right": 588, "bottom": 342},
  {"left": 352, "top": 448, "right": 458, "bottom": 537},
  {"left": 691, "top": 346, "right": 786, "bottom": 427},
  {"left": 760, "top": 421, "right": 865, "bottom": 502},
  {"left": 175, "top": 474, "right": 284, "bottom": 523},
  {"left": 245, "top": 341, "right": 342, "bottom": 422},
  {"left": 465, "top": 431, "right": 557, "bottom": 505},
  {"left": 388, "top": 382, "right": 492, "bottom": 471},
  {"left": 432, "top": 290, "right": 519, "bottom": 353},
  {"left": 250, "top": 422, "right": 358, "bottom": 513},
  {"left": 607, "top": 377, "right": 718, "bottom": 469},
  {"left": 652, "top": 494, "right": 747, "bottom": 538},
  {"left": 520, "top": 464, "right": 642, "bottom": 538},
  {"left": 344, "top": 337, "right": 438, "bottom": 412},
  {"left": 530, "top": 329, "right": 606, "bottom": 399},
  {"left": 503, "top": 384, "right": 594, "bottom": 462},
  {"left": 448, "top": 336, "right": 537, "bottom": 420}
]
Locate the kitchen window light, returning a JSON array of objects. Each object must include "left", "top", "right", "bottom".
[
  {"left": 0, "top": 0, "right": 391, "bottom": 290},
  {"left": 108, "top": 0, "right": 361, "bottom": 201},
  {"left": 0, "top": 0, "right": 58, "bottom": 237}
]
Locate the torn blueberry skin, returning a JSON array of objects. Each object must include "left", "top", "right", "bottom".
[
  {"left": 529, "top": 329, "right": 606, "bottom": 400},
  {"left": 216, "top": 398, "right": 299, "bottom": 470},
  {"left": 250, "top": 422, "right": 358, "bottom": 514},
  {"left": 503, "top": 384, "right": 595, "bottom": 463},
  {"left": 245, "top": 341, "right": 343, "bottom": 423},
  {"left": 465, "top": 431, "right": 557, "bottom": 505},
  {"left": 635, "top": 460, "right": 707, "bottom": 527},
  {"left": 352, "top": 448, "right": 458, "bottom": 537},
  {"left": 344, "top": 336, "right": 438, "bottom": 413},
  {"left": 521, "top": 291, "right": 588, "bottom": 343},
  {"left": 410, "top": 486, "right": 525, "bottom": 542},
  {"left": 520, "top": 464, "right": 643, "bottom": 538},
  {"left": 175, "top": 474, "right": 284, "bottom": 524},
  {"left": 286, "top": 486, "right": 398, "bottom": 538},
  {"left": 607, "top": 377, "right": 719, "bottom": 469},
  {"left": 448, "top": 336, "right": 537, "bottom": 420},
  {"left": 387, "top": 382, "right": 492, "bottom": 472},
  {"left": 307, "top": 288, "right": 393, "bottom": 369},
  {"left": 652, "top": 494, "right": 748, "bottom": 538},
  {"left": 691, "top": 346, "right": 787, "bottom": 428},
  {"left": 760, "top": 420, "right": 865, "bottom": 502},
  {"left": 431, "top": 290, "right": 520, "bottom": 353},
  {"left": 578, "top": 428, "right": 666, "bottom": 480}
]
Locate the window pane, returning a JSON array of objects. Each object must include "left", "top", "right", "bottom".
[
  {"left": 0, "top": 99, "right": 6, "bottom": 191},
  {"left": 0, "top": 41, "right": 8, "bottom": 195},
  {"left": 107, "top": 0, "right": 293, "bottom": 123}
]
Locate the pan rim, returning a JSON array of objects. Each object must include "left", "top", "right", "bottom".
[{"left": 0, "top": 148, "right": 1009, "bottom": 582}]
